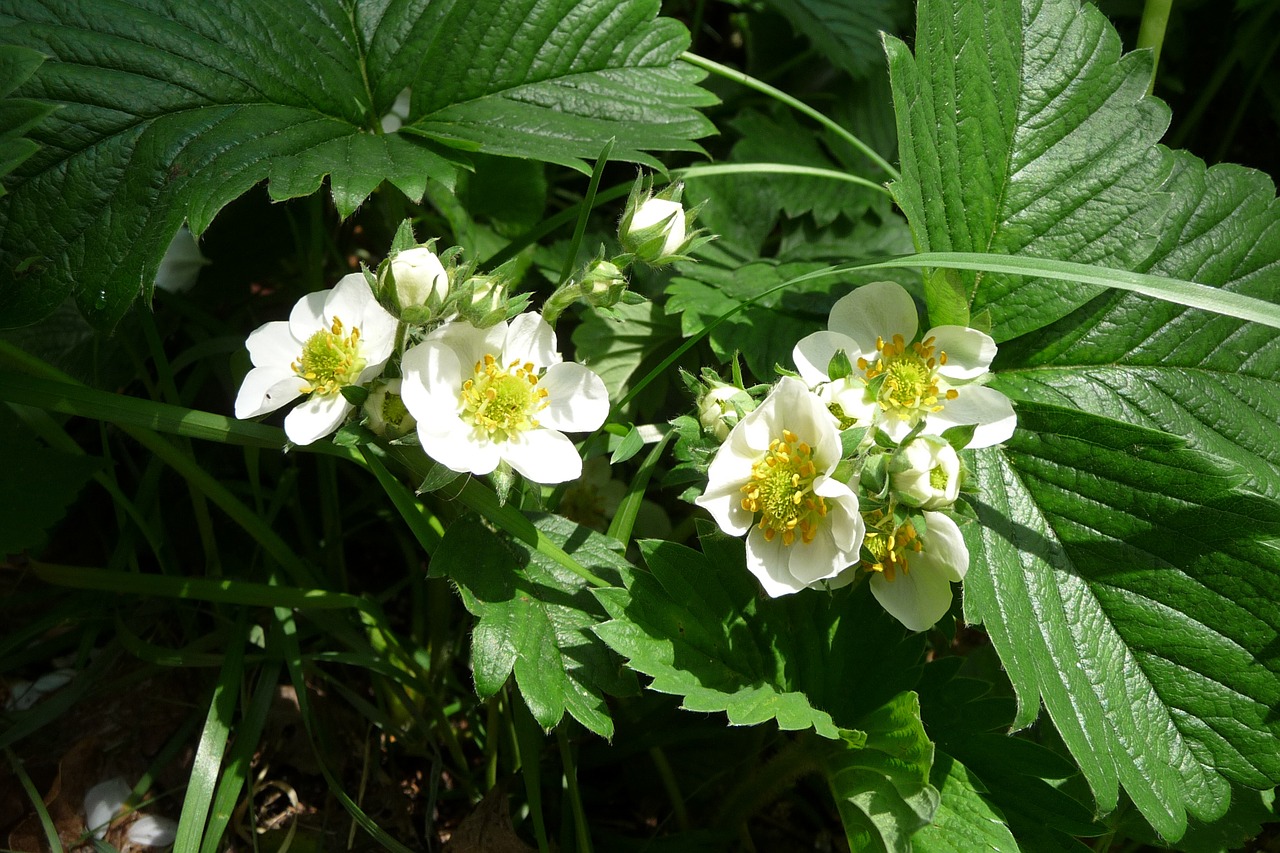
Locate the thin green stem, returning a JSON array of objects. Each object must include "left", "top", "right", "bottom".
[
  {"left": 557, "top": 727, "right": 592, "bottom": 853},
  {"left": 1212, "top": 27, "right": 1280, "bottom": 164},
  {"left": 648, "top": 746, "right": 690, "bottom": 831},
  {"left": 681, "top": 51, "right": 900, "bottom": 180},
  {"left": 1136, "top": 0, "right": 1172, "bottom": 95},
  {"left": 673, "top": 163, "right": 889, "bottom": 196}
]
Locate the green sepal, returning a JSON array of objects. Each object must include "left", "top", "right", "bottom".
[{"left": 827, "top": 348, "right": 854, "bottom": 381}]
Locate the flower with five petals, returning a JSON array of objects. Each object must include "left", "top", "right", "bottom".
[
  {"left": 235, "top": 274, "right": 398, "bottom": 445},
  {"left": 793, "top": 281, "right": 1015, "bottom": 448},
  {"left": 400, "top": 313, "right": 608, "bottom": 484}
]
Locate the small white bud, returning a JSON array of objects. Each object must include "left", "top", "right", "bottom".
[
  {"left": 698, "top": 381, "right": 755, "bottom": 441},
  {"left": 390, "top": 247, "right": 449, "bottom": 310},
  {"left": 890, "top": 435, "right": 961, "bottom": 509}
]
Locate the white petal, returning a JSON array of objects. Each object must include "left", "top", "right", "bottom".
[
  {"left": 84, "top": 777, "right": 130, "bottom": 839},
  {"left": 324, "top": 273, "right": 378, "bottom": 326},
  {"left": 696, "top": 425, "right": 758, "bottom": 537},
  {"left": 870, "top": 564, "right": 956, "bottom": 632},
  {"left": 235, "top": 366, "right": 302, "bottom": 418},
  {"left": 422, "top": 422, "right": 501, "bottom": 475},
  {"left": 917, "top": 512, "right": 969, "bottom": 582},
  {"left": 540, "top": 363, "right": 609, "bottom": 432},
  {"left": 931, "top": 385, "right": 1016, "bottom": 448},
  {"left": 817, "top": 488, "right": 864, "bottom": 553},
  {"left": 504, "top": 312, "right": 561, "bottom": 369},
  {"left": 154, "top": 226, "right": 208, "bottom": 294},
  {"left": 400, "top": 341, "right": 464, "bottom": 422},
  {"left": 128, "top": 815, "right": 178, "bottom": 847},
  {"left": 792, "top": 331, "right": 859, "bottom": 385},
  {"left": 284, "top": 393, "right": 351, "bottom": 445},
  {"left": 828, "top": 281, "right": 917, "bottom": 352},
  {"left": 428, "top": 317, "right": 507, "bottom": 374},
  {"left": 245, "top": 321, "right": 299, "bottom": 369},
  {"left": 745, "top": 526, "right": 806, "bottom": 597},
  {"left": 876, "top": 413, "right": 918, "bottom": 444},
  {"left": 929, "top": 325, "right": 997, "bottom": 381},
  {"left": 289, "top": 289, "right": 329, "bottom": 341},
  {"left": 504, "top": 428, "right": 583, "bottom": 484},
  {"left": 785, "top": 528, "right": 850, "bottom": 585}
]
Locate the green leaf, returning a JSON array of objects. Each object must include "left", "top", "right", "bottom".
[
  {"left": 763, "top": 0, "right": 903, "bottom": 80},
  {"left": 996, "top": 151, "right": 1280, "bottom": 501},
  {"left": 0, "top": 424, "right": 100, "bottom": 556},
  {"left": 821, "top": 692, "right": 939, "bottom": 852},
  {"left": 401, "top": 0, "right": 715, "bottom": 171},
  {"left": 665, "top": 258, "right": 912, "bottom": 379},
  {"left": 431, "top": 513, "right": 637, "bottom": 737},
  {"left": 571, "top": 300, "right": 684, "bottom": 419},
  {"left": 0, "top": 46, "right": 54, "bottom": 200},
  {"left": 916, "top": 657, "right": 1101, "bottom": 843},
  {"left": 963, "top": 402, "right": 1280, "bottom": 840},
  {"left": 885, "top": 0, "right": 1173, "bottom": 341},
  {"left": 0, "top": 0, "right": 714, "bottom": 329},
  {"left": 594, "top": 528, "right": 924, "bottom": 738},
  {"left": 912, "top": 753, "right": 1020, "bottom": 853}
]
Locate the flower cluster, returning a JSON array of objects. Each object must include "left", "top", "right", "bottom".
[
  {"left": 698, "top": 281, "right": 1014, "bottom": 631},
  {"left": 234, "top": 182, "right": 691, "bottom": 487}
]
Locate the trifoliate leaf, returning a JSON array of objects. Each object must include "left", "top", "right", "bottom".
[
  {"left": 431, "top": 513, "right": 637, "bottom": 737},
  {"left": 0, "top": 0, "right": 714, "bottom": 330},
  {"left": 593, "top": 527, "right": 924, "bottom": 738},
  {"left": 821, "top": 691, "right": 939, "bottom": 852},
  {"left": 962, "top": 402, "right": 1280, "bottom": 840},
  {"left": 886, "top": 0, "right": 1172, "bottom": 341}
]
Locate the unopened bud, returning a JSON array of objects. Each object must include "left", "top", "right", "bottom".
[
  {"left": 389, "top": 247, "right": 449, "bottom": 314},
  {"left": 890, "top": 435, "right": 961, "bottom": 509},
  {"left": 579, "top": 260, "right": 628, "bottom": 307},
  {"left": 698, "top": 381, "right": 755, "bottom": 441},
  {"left": 621, "top": 195, "right": 690, "bottom": 265}
]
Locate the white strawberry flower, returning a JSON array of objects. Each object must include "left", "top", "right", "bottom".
[
  {"left": 234, "top": 274, "right": 398, "bottom": 445},
  {"left": 400, "top": 313, "right": 608, "bottom": 484},
  {"left": 793, "top": 280, "right": 1015, "bottom": 448},
  {"left": 696, "top": 377, "right": 864, "bottom": 597},
  {"left": 862, "top": 508, "right": 969, "bottom": 631}
]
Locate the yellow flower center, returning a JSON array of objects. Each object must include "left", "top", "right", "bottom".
[
  {"left": 929, "top": 464, "right": 951, "bottom": 492},
  {"left": 461, "top": 354, "right": 549, "bottom": 440},
  {"left": 861, "top": 508, "right": 922, "bottom": 582},
  {"left": 857, "top": 334, "right": 959, "bottom": 426},
  {"left": 294, "top": 317, "right": 365, "bottom": 396},
  {"left": 739, "top": 429, "right": 827, "bottom": 547}
]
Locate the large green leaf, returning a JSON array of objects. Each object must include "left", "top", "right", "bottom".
[
  {"left": 962, "top": 402, "right": 1280, "bottom": 840},
  {"left": 594, "top": 527, "right": 924, "bottom": 739},
  {"left": 885, "top": 0, "right": 1172, "bottom": 341},
  {"left": 821, "top": 692, "right": 939, "bottom": 852},
  {"left": 430, "top": 513, "right": 637, "bottom": 738},
  {"left": 996, "top": 151, "right": 1280, "bottom": 500},
  {"left": 0, "top": 0, "right": 714, "bottom": 330}
]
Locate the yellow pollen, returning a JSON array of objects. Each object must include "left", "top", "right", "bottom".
[
  {"left": 739, "top": 429, "right": 827, "bottom": 547},
  {"left": 859, "top": 334, "right": 952, "bottom": 428},
  {"left": 460, "top": 352, "right": 549, "bottom": 440},
  {"left": 860, "top": 508, "right": 922, "bottom": 582},
  {"left": 293, "top": 315, "right": 366, "bottom": 396}
]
